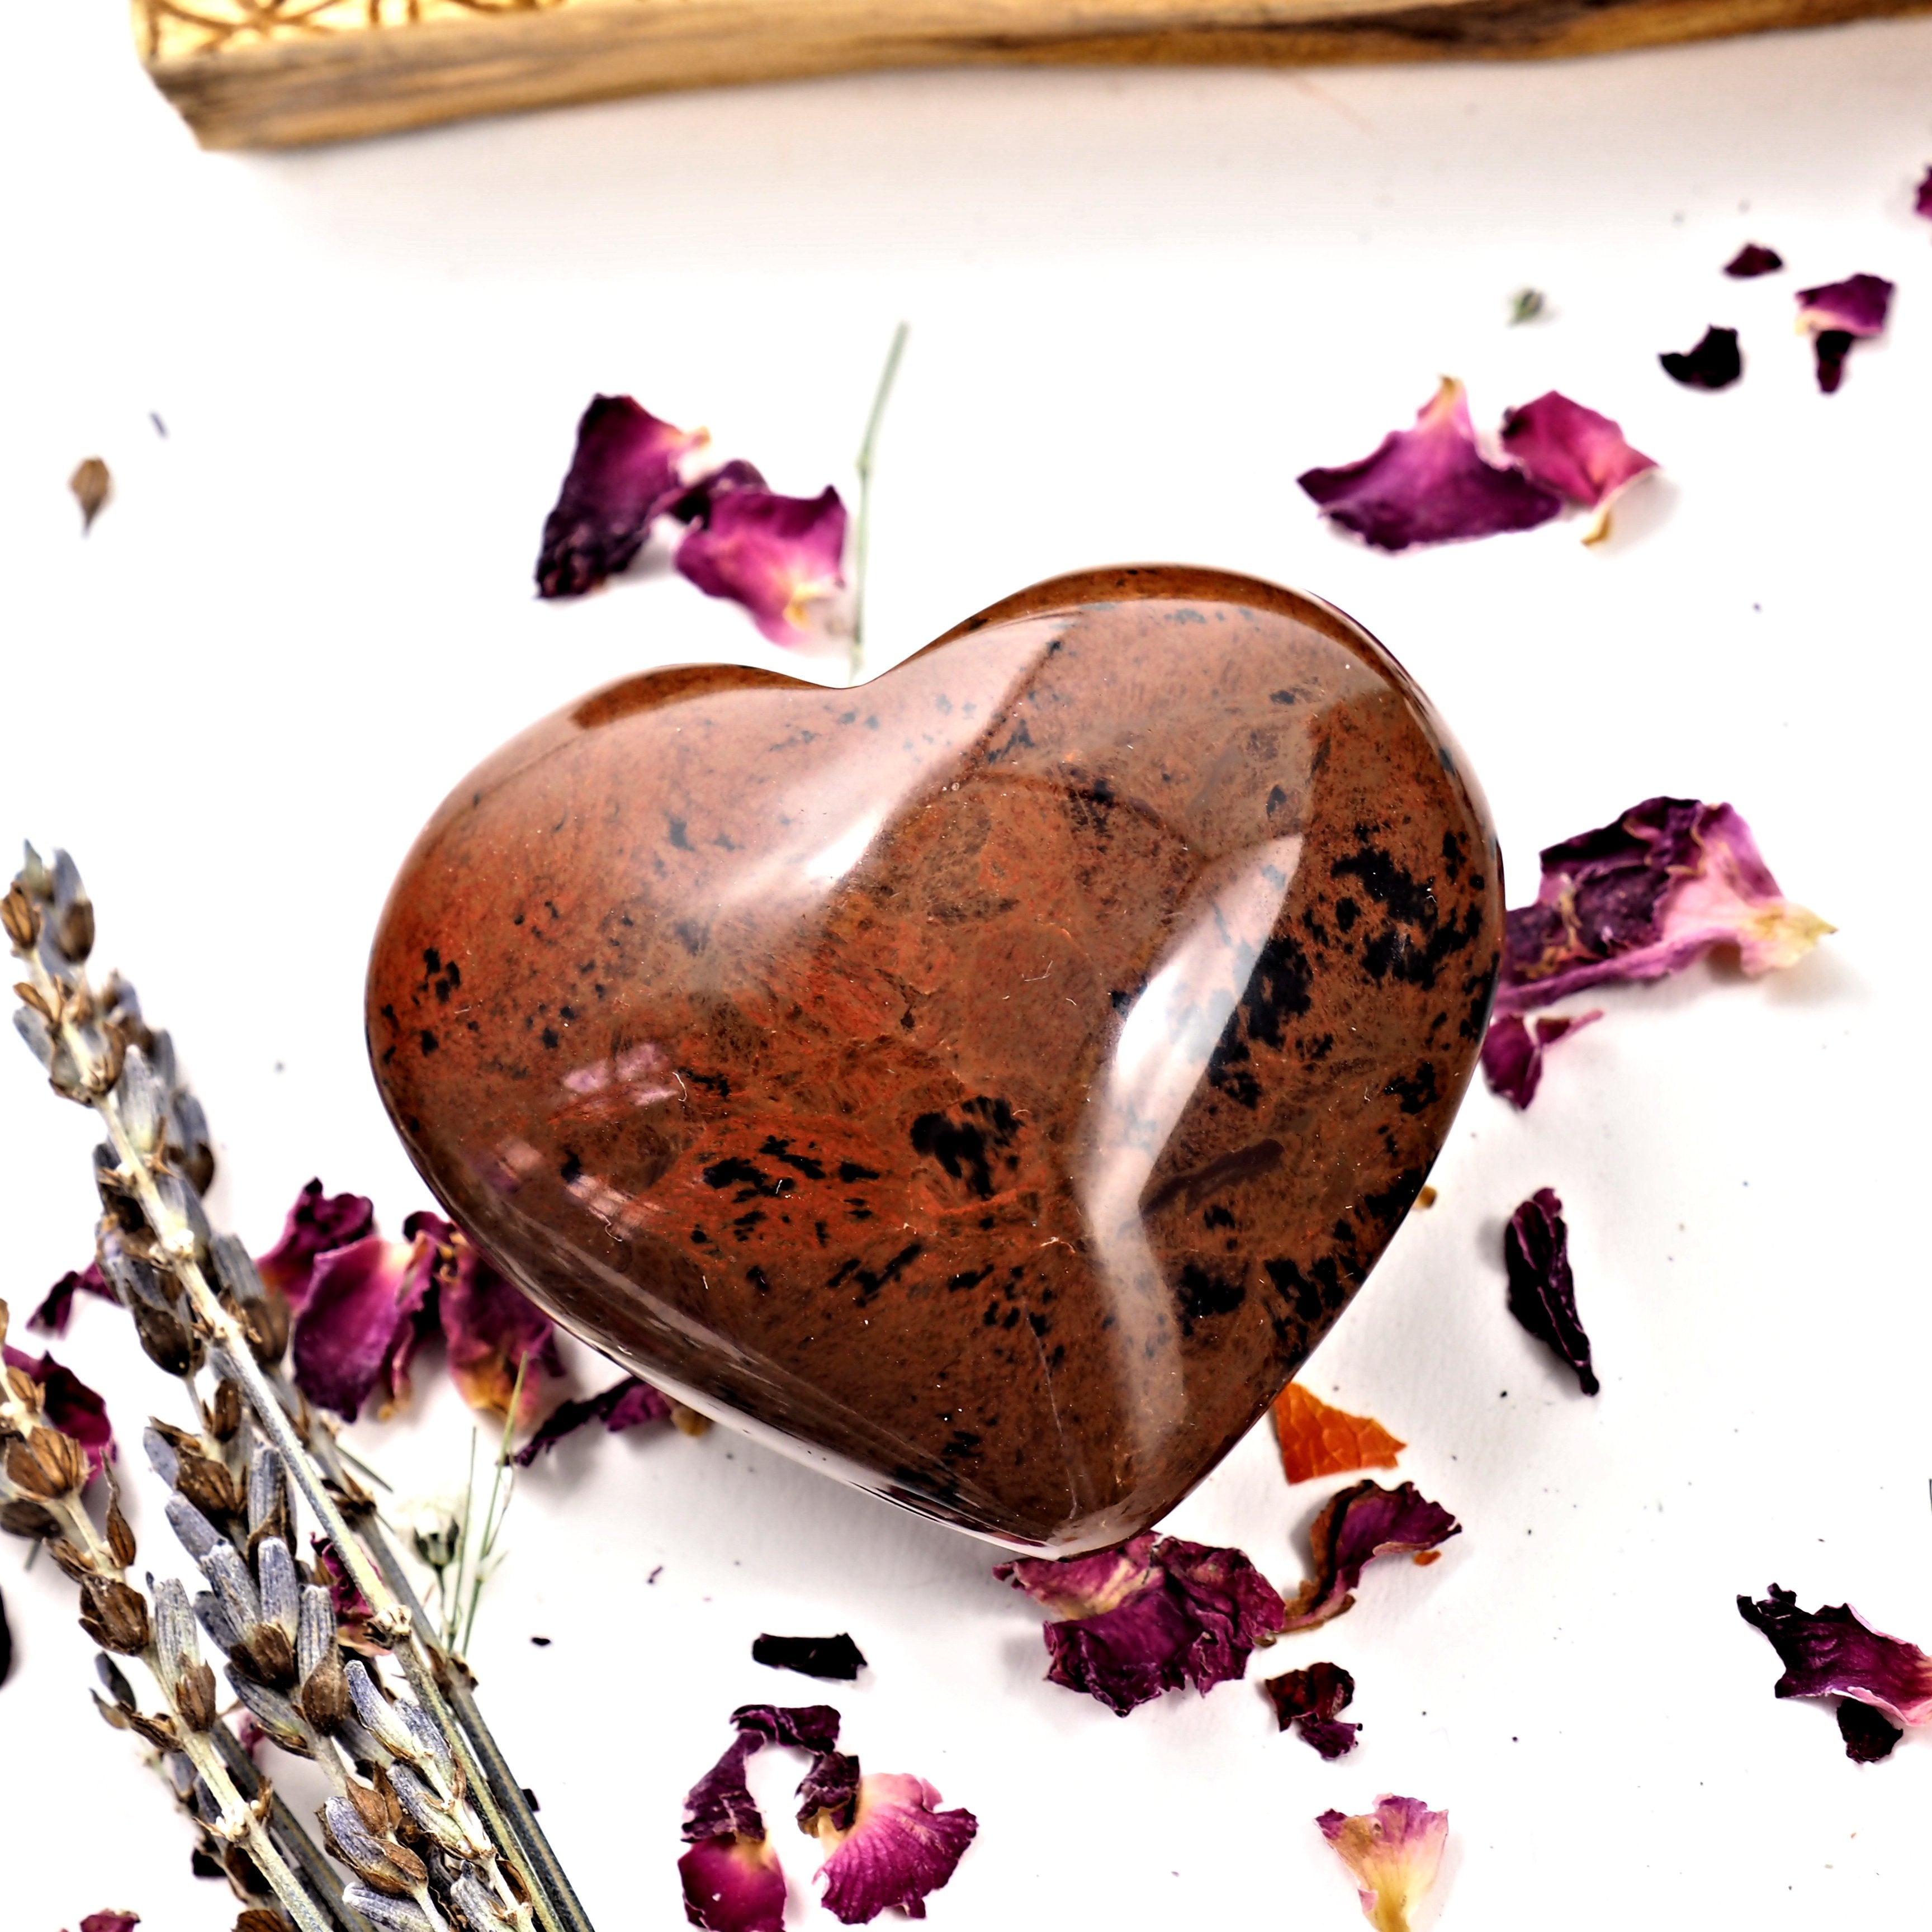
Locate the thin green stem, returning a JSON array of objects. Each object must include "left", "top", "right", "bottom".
[
  {"left": 461, "top": 1358, "right": 523, "bottom": 1656},
  {"left": 849, "top": 319, "right": 910, "bottom": 686}
]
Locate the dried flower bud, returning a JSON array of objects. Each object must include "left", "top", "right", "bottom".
[
  {"left": 116, "top": 1044, "right": 167, "bottom": 1154},
  {"left": 92, "top": 1688, "right": 131, "bottom": 1731},
  {"left": 165, "top": 1095, "right": 217, "bottom": 1198},
  {"left": 106, "top": 1489, "right": 138, "bottom": 1567},
  {"left": 341, "top": 1883, "right": 435, "bottom": 1932},
  {"left": 69, "top": 458, "right": 111, "bottom": 534},
  {"left": 97, "top": 1652, "right": 137, "bottom": 1706},
  {"left": 7, "top": 1424, "right": 87, "bottom": 1498},
  {"left": 176, "top": 1451, "right": 243, "bottom": 1522},
  {"left": 448, "top": 1871, "right": 505, "bottom": 1931},
  {"left": 344, "top": 1778, "right": 391, "bottom": 1835},
  {"left": 131, "top": 1298, "right": 200, "bottom": 1376},
  {"left": 13, "top": 978, "right": 55, "bottom": 1022},
  {"left": 49, "top": 1537, "right": 94, "bottom": 1580},
  {"left": 299, "top": 1645, "right": 352, "bottom": 1731},
  {"left": 230, "top": 1671, "right": 312, "bottom": 1755},
  {"left": 0, "top": 1497, "right": 60, "bottom": 1538},
  {"left": 46, "top": 851, "right": 94, "bottom": 962},
  {"left": 322, "top": 1794, "right": 428, "bottom": 1893},
  {"left": 176, "top": 1656, "right": 220, "bottom": 1731},
  {"left": 207, "top": 1378, "right": 242, "bottom": 1443},
  {"left": 143, "top": 1424, "right": 182, "bottom": 1488},
  {"left": 242, "top": 1622, "right": 297, "bottom": 1690},
  {"left": 236, "top": 1911, "right": 291, "bottom": 1932},
  {"left": 237, "top": 1289, "right": 290, "bottom": 1370},
  {"left": 79, "top": 1574, "right": 152, "bottom": 1653},
  {"left": 345, "top": 1660, "right": 421, "bottom": 1761},
  {"left": 257, "top": 1536, "right": 299, "bottom": 1637},
  {"left": 1, "top": 882, "right": 37, "bottom": 949},
  {"left": 247, "top": 1442, "right": 292, "bottom": 1544},
  {"left": 389, "top": 1761, "right": 480, "bottom": 1858}
]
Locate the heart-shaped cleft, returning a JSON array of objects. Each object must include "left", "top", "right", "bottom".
[{"left": 367, "top": 566, "right": 1500, "bottom": 1552}]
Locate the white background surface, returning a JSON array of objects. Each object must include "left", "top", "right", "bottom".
[{"left": 3, "top": 10, "right": 1931, "bottom": 1929}]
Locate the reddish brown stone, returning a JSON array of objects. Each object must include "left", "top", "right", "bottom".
[{"left": 367, "top": 566, "right": 1501, "bottom": 1552}]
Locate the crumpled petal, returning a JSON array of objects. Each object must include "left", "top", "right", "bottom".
[
  {"left": 255, "top": 1178, "right": 375, "bottom": 1309},
  {"left": 1659, "top": 326, "right": 1742, "bottom": 390},
  {"left": 796, "top": 1749, "right": 863, "bottom": 1832},
  {"left": 678, "top": 1835, "right": 787, "bottom": 1932},
  {"left": 1724, "top": 243, "right": 1784, "bottom": 277},
  {"left": 1298, "top": 377, "right": 1562, "bottom": 552},
  {"left": 29, "top": 1259, "right": 113, "bottom": 1335},
  {"left": 750, "top": 1632, "right": 868, "bottom": 1681},
  {"left": 675, "top": 486, "right": 849, "bottom": 645},
  {"left": 311, "top": 1536, "right": 377, "bottom": 1653},
  {"left": 1504, "top": 1188, "right": 1597, "bottom": 1394},
  {"left": 513, "top": 1374, "right": 671, "bottom": 1466},
  {"left": 437, "top": 1231, "right": 562, "bottom": 1426},
  {"left": 684, "top": 1733, "right": 768, "bottom": 1844},
  {"left": 665, "top": 458, "right": 769, "bottom": 525},
  {"left": 1280, "top": 1481, "right": 1460, "bottom": 1634},
  {"left": 1838, "top": 1697, "right": 1905, "bottom": 1763},
  {"left": 3, "top": 1343, "right": 115, "bottom": 1476},
  {"left": 1495, "top": 797, "right": 1831, "bottom": 1016},
  {"left": 993, "top": 1533, "right": 1158, "bottom": 1621},
  {"left": 289, "top": 1224, "right": 439, "bottom": 1422},
  {"left": 807, "top": 1772, "right": 978, "bottom": 1925},
  {"left": 1737, "top": 1584, "right": 1932, "bottom": 1730},
  {"left": 732, "top": 1704, "right": 843, "bottom": 1754},
  {"left": 1317, "top": 1796, "right": 1448, "bottom": 1932},
  {"left": 1479, "top": 1010, "right": 1602, "bottom": 1109},
  {"left": 77, "top": 1915, "right": 142, "bottom": 1932},
  {"left": 536, "top": 395, "right": 711, "bottom": 598},
  {"left": 1796, "top": 273, "right": 1895, "bottom": 392},
  {"left": 1272, "top": 1383, "right": 1404, "bottom": 1485},
  {"left": 1497, "top": 391, "right": 1658, "bottom": 541},
  {"left": 1263, "top": 1660, "right": 1360, "bottom": 1758}
]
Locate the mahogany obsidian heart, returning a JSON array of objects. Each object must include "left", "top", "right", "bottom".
[{"left": 367, "top": 566, "right": 1501, "bottom": 1553}]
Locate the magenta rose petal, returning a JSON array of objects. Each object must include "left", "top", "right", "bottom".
[
  {"left": 1660, "top": 326, "right": 1742, "bottom": 390},
  {"left": 1298, "top": 377, "right": 1562, "bottom": 551},
  {"left": 1497, "top": 391, "right": 1658, "bottom": 541},
  {"left": 3, "top": 1343, "right": 115, "bottom": 1475},
  {"left": 1280, "top": 1481, "right": 1461, "bottom": 1634},
  {"left": 667, "top": 458, "right": 770, "bottom": 525},
  {"left": 1262, "top": 1660, "right": 1361, "bottom": 1759},
  {"left": 1496, "top": 797, "right": 1830, "bottom": 1018},
  {"left": 1504, "top": 1188, "right": 1596, "bottom": 1394},
  {"left": 732, "top": 1704, "right": 844, "bottom": 1754},
  {"left": 674, "top": 486, "right": 849, "bottom": 646},
  {"left": 806, "top": 1771, "right": 978, "bottom": 1925},
  {"left": 1724, "top": 243, "right": 1784, "bottom": 278},
  {"left": 1317, "top": 1796, "right": 1449, "bottom": 1932},
  {"left": 678, "top": 1836, "right": 787, "bottom": 1932},
  {"left": 536, "top": 395, "right": 711, "bottom": 598},
  {"left": 28, "top": 1259, "right": 114, "bottom": 1336},
  {"left": 513, "top": 1374, "right": 673, "bottom": 1466},
  {"left": 1917, "top": 167, "right": 1932, "bottom": 221},
  {"left": 1796, "top": 274, "right": 1895, "bottom": 392},
  {"left": 78, "top": 1915, "right": 143, "bottom": 1932},
  {"left": 1479, "top": 1010, "right": 1602, "bottom": 1109},
  {"left": 438, "top": 1232, "right": 562, "bottom": 1426},
  {"left": 993, "top": 1533, "right": 1159, "bottom": 1620},
  {"left": 289, "top": 1224, "right": 439, "bottom": 1422},
  {"left": 1737, "top": 1585, "right": 1932, "bottom": 1730},
  {"left": 255, "top": 1179, "right": 376, "bottom": 1310}
]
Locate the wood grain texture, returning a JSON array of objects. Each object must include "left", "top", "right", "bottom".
[{"left": 136, "top": 0, "right": 1930, "bottom": 149}]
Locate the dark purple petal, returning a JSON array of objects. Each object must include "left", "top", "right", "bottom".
[
  {"left": 513, "top": 1375, "right": 672, "bottom": 1466},
  {"left": 1, "top": 1583, "right": 13, "bottom": 1689},
  {"left": 1796, "top": 275, "right": 1895, "bottom": 393},
  {"left": 1298, "top": 377, "right": 1562, "bottom": 552},
  {"left": 1917, "top": 166, "right": 1932, "bottom": 221},
  {"left": 310, "top": 1537, "right": 376, "bottom": 1651},
  {"left": 1262, "top": 1660, "right": 1360, "bottom": 1758},
  {"left": 796, "top": 1748, "right": 863, "bottom": 1832},
  {"left": 1497, "top": 797, "right": 1830, "bottom": 1016},
  {"left": 254, "top": 1180, "right": 375, "bottom": 1310},
  {"left": 683, "top": 1733, "right": 766, "bottom": 1843},
  {"left": 4, "top": 1343, "right": 115, "bottom": 1476},
  {"left": 1157, "top": 1539, "right": 1289, "bottom": 1691},
  {"left": 1838, "top": 1697, "right": 1904, "bottom": 1763},
  {"left": 810, "top": 1773, "right": 978, "bottom": 1925},
  {"left": 674, "top": 486, "right": 848, "bottom": 645},
  {"left": 666, "top": 459, "right": 769, "bottom": 525},
  {"left": 29, "top": 1261, "right": 114, "bottom": 1336},
  {"left": 994, "top": 1533, "right": 1157, "bottom": 1620},
  {"left": 1504, "top": 1188, "right": 1597, "bottom": 1395},
  {"left": 1723, "top": 243, "right": 1784, "bottom": 278},
  {"left": 438, "top": 1231, "right": 562, "bottom": 1427},
  {"left": 678, "top": 1836, "right": 787, "bottom": 1932},
  {"left": 536, "top": 395, "right": 710, "bottom": 598},
  {"left": 1497, "top": 391, "right": 1657, "bottom": 539},
  {"left": 289, "top": 1229, "right": 437, "bottom": 1422},
  {"left": 1039, "top": 1579, "right": 1201, "bottom": 1716},
  {"left": 1737, "top": 1585, "right": 1932, "bottom": 1729},
  {"left": 1659, "top": 326, "right": 1742, "bottom": 390},
  {"left": 1280, "top": 1480, "right": 1461, "bottom": 1634},
  {"left": 1479, "top": 1010, "right": 1602, "bottom": 1109},
  {"left": 731, "top": 1704, "right": 842, "bottom": 1754},
  {"left": 78, "top": 1916, "right": 142, "bottom": 1932},
  {"left": 750, "top": 1632, "right": 866, "bottom": 1681}
]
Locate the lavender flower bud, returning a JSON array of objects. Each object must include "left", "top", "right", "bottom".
[
  {"left": 115, "top": 1045, "right": 165, "bottom": 1155},
  {"left": 150, "top": 1169, "right": 211, "bottom": 1261},
  {"left": 228, "top": 1671, "right": 310, "bottom": 1754},
  {"left": 340, "top": 1883, "right": 435, "bottom": 1932},
  {"left": 48, "top": 850, "right": 94, "bottom": 964},
  {"left": 193, "top": 1589, "right": 244, "bottom": 1657},
  {"left": 345, "top": 1660, "right": 419, "bottom": 1761},
  {"left": 165, "top": 1093, "right": 215, "bottom": 1197},
  {"left": 256, "top": 1536, "right": 299, "bottom": 1639},
  {"left": 165, "top": 1493, "right": 221, "bottom": 1561},
  {"left": 397, "top": 1697, "right": 453, "bottom": 1777},
  {"left": 448, "top": 1871, "right": 506, "bottom": 1930},
  {"left": 297, "top": 1584, "right": 335, "bottom": 1682},
  {"left": 13, "top": 1005, "right": 55, "bottom": 1072},
  {"left": 198, "top": 1537, "right": 264, "bottom": 1644},
  {"left": 389, "top": 1762, "right": 476, "bottom": 1858},
  {"left": 147, "top": 1028, "right": 177, "bottom": 1092},
  {"left": 141, "top": 1425, "right": 181, "bottom": 1489},
  {"left": 247, "top": 1441, "right": 291, "bottom": 1541},
  {"left": 323, "top": 1797, "right": 428, "bottom": 1893},
  {"left": 151, "top": 1578, "right": 201, "bottom": 1682}
]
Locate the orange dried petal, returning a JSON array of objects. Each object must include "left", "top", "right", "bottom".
[{"left": 1272, "top": 1382, "right": 1405, "bottom": 1485}]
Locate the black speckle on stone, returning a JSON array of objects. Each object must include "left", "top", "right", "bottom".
[
  {"left": 702, "top": 1158, "right": 794, "bottom": 1201},
  {"left": 838, "top": 1160, "right": 882, "bottom": 1184},
  {"left": 1177, "top": 1263, "right": 1246, "bottom": 1336},
  {"left": 667, "top": 816, "right": 692, "bottom": 850},
  {"left": 760, "top": 1136, "right": 827, "bottom": 1180},
  {"left": 1384, "top": 1063, "right": 1439, "bottom": 1115},
  {"left": 541, "top": 1027, "right": 560, "bottom": 1049},
  {"left": 1270, "top": 689, "right": 1298, "bottom": 705},
  {"left": 1266, "top": 784, "right": 1288, "bottom": 816},
  {"left": 559, "top": 1149, "right": 583, "bottom": 1185},
  {"left": 419, "top": 1030, "right": 439, "bottom": 1055},
  {"left": 1335, "top": 897, "right": 1360, "bottom": 932},
  {"left": 747, "top": 1265, "right": 772, "bottom": 1295},
  {"left": 423, "top": 947, "right": 442, "bottom": 976}
]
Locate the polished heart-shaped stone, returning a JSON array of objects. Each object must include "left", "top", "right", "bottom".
[{"left": 367, "top": 566, "right": 1500, "bottom": 1552}]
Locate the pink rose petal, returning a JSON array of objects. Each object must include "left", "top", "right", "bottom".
[
  {"left": 513, "top": 1374, "right": 673, "bottom": 1466},
  {"left": 1479, "top": 1010, "right": 1602, "bottom": 1109},
  {"left": 3, "top": 1343, "right": 115, "bottom": 1476},
  {"left": 1280, "top": 1481, "right": 1460, "bottom": 1634},
  {"left": 675, "top": 486, "right": 849, "bottom": 646},
  {"left": 678, "top": 1836, "right": 787, "bottom": 1932},
  {"left": 254, "top": 1178, "right": 375, "bottom": 1310},
  {"left": 28, "top": 1259, "right": 114, "bottom": 1336},
  {"left": 1498, "top": 391, "right": 1657, "bottom": 542},
  {"left": 437, "top": 1231, "right": 562, "bottom": 1426},
  {"left": 289, "top": 1223, "right": 439, "bottom": 1422},
  {"left": 1317, "top": 1796, "right": 1448, "bottom": 1932},
  {"left": 1795, "top": 274, "right": 1895, "bottom": 392},
  {"left": 808, "top": 1771, "right": 978, "bottom": 1925}
]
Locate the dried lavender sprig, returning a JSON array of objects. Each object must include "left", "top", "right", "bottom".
[{"left": 7, "top": 853, "right": 570, "bottom": 1932}]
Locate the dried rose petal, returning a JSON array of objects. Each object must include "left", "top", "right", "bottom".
[
  {"left": 1796, "top": 274, "right": 1894, "bottom": 392},
  {"left": 1724, "top": 243, "right": 1784, "bottom": 278},
  {"left": 1917, "top": 167, "right": 1932, "bottom": 222},
  {"left": 1497, "top": 797, "right": 1830, "bottom": 1017},
  {"left": 666, "top": 458, "right": 769, "bottom": 524},
  {"left": 1497, "top": 391, "right": 1658, "bottom": 541},
  {"left": 796, "top": 1748, "right": 863, "bottom": 1832},
  {"left": 289, "top": 1223, "right": 439, "bottom": 1422},
  {"left": 1298, "top": 377, "right": 1562, "bottom": 552},
  {"left": 1317, "top": 1796, "right": 1448, "bottom": 1932},
  {"left": 1, "top": 1587, "right": 11, "bottom": 1689},
  {"left": 675, "top": 487, "right": 849, "bottom": 646},
  {"left": 29, "top": 1260, "right": 113, "bottom": 1336},
  {"left": 1263, "top": 1660, "right": 1360, "bottom": 1758},
  {"left": 751, "top": 1632, "right": 867, "bottom": 1681},
  {"left": 806, "top": 1771, "right": 978, "bottom": 1925},
  {"left": 1504, "top": 1189, "right": 1597, "bottom": 1394},
  {"left": 513, "top": 1374, "right": 671, "bottom": 1466},
  {"left": 679, "top": 1836, "right": 787, "bottom": 1932},
  {"left": 1479, "top": 1010, "right": 1602, "bottom": 1109},
  {"left": 536, "top": 395, "right": 710, "bottom": 598},
  {"left": 1737, "top": 1585, "right": 1932, "bottom": 1730},
  {"left": 437, "top": 1231, "right": 561, "bottom": 1426},
  {"left": 311, "top": 1537, "right": 378, "bottom": 1654},
  {"left": 732, "top": 1704, "right": 843, "bottom": 1754},
  {"left": 255, "top": 1179, "right": 375, "bottom": 1309},
  {"left": 3, "top": 1343, "right": 115, "bottom": 1476},
  {"left": 1280, "top": 1481, "right": 1460, "bottom": 1634},
  {"left": 77, "top": 1915, "right": 141, "bottom": 1932},
  {"left": 684, "top": 1733, "right": 768, "bottom": 1843},
  {"left": 994, "top": 1533, "right": 1158, "bottom": 1621},
  {"left": 1838, "top": 1697, "right": 1904, "bottom": 1763},
  {"left": 1272, "top": 1383, "right": 1405, "bottom": 1485},
  {"left": 1659, "top": 326, "right": 1742, "bottom": 390}
]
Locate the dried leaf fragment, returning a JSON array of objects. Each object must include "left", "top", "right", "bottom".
[
  {"left": 1272, "top": 1382, "right": 1405, "bottom": 1485},
  {"left": 70, "top": 458, "right": 111, "bottom": 533}
]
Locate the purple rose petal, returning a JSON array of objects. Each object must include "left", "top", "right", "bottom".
[
  {"left": 674, "top": 487, "right": 849, "bottom": 646},
  {"left": 255, "top": 1179, "right": 375, "bottom": 1310},
  {"left": 3, "top": 1343, "right": 115, "bottom": 1476},
  {"left": 795, "top": 1749, "right": 863, "bottom": 1833},
  {"left": 513, "top": 1374, "right": 672, "bottom": 1467},
  {"left": 1280, "top": 1481, "right": 1460, "bottom": 1634},
  {"left": 1479, "top": 1010, "right": 1602, "bottom": 1109},
  {"left": 1838, "top": 1697, "right": 1905, "bottom": 1763},
  {"left": 993, "top": 1534, "right": 1158, "bottom": 1621},
  {"left": 1262, "top": 1660, "right": 1361, "bottom": 1759},
  {"left": 1504, "top": 1188, "right": 1597, "bottom": 1395},
  {"left": 1917, "top": 167, "right": 1932, "bottom": 222},
  {"left": 678, "top": 1836, "right": 787, "bottom": 1932},
  {"left": 1298, "top": 377, "right": 1562, "bottom": 552},
  {"left": 731, "top": 1704, "right": 843, "bottom": 1754},
  {"left": 1660, "top": 326, "right": 1742, "bottom": 390},
  {"left": 683, "top": 1733, "right": 768, "bottom": 1844},
  {"left": 1317, "top": 1796, "right": 1448, "bottom": 1932},
  {"left": 28, "top": 1260, "right": 113, "bottom": 1336},
  {"left": 1796, "top": 274, "right": 1895, "bottom": 392},
  {"left": 807, "top": 1771, "right": 978, "bottom": 1925},
  {"left": 1497, "top": 391, "right": 1657, "bottom": 541},
  {"left": 536, "top": 395, "right": 711, "bottom": 598},
  {"left": 750, "top": 1633, "right": 868, "bottom": 1682},
  {"left": 438, "top": 1231, "right": 562, "bottom": 1427},
  {"left": 289, "top": 1224, "right": 439, "bottom": 1423},
  {"left": 77, "top": 1916, "right": 143, "bottom": 1932},
  {"left": 666, "top": 458, "right": 770, "bottom": 525},
  {"left": 1738, "top": 1585, "right": 1932, "bottom": 1731},
  {"left": 1724, "top": 243, "right": 1784, "bottom": 278},
  {"left": 1496, "top": 797, "right": 1830, "bottom": 1017}
]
